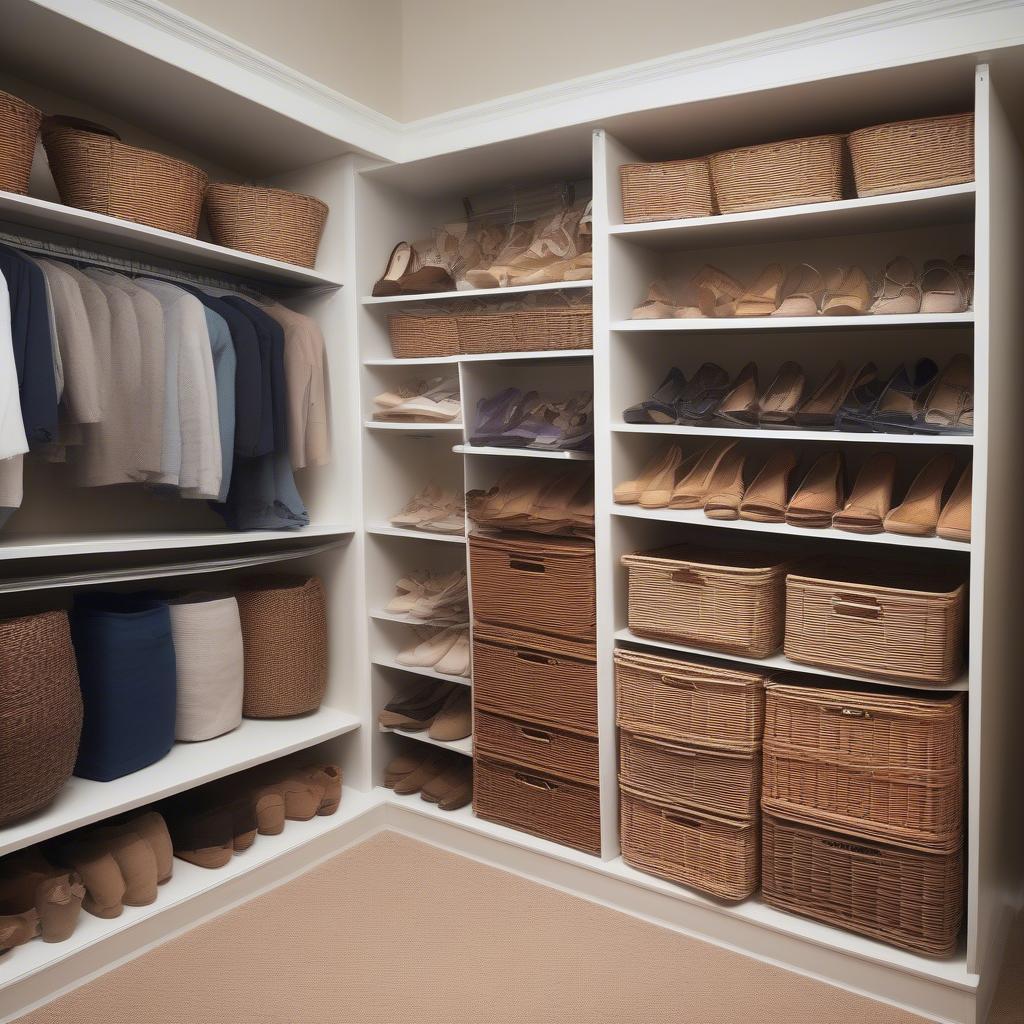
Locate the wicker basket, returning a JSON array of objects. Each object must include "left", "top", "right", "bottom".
[
  {"left": 622, "top": 545, "right": 788, "bottom": 657},
  {"left": 848, "top": 113, "right": 974, "bottom": 198},
  {"left": 205, "top": 183, "right": 328, "bottom": 268},
  {"left": 762, "top": 679, "right": 964, "bottom": 853},
  {"left": 709, "top": 134, "right": 846, "bottom": 214},
  {"left": 614, "top": 648, "right": 766, "bottom": 751},
  {"left": 459, "top": 305, "right": 593, "bottom": 355},
  {"left": 784, "top": 562, "right": 966, "bottom": 685},
  {"left": 387, "top": 311, "right": 460, "bottom": 358},
  {"left": 0, "top": 611, "right": 82, "bottom": 827},
  {"left": 475, "top": 710, "right": 599, "bottom": 786},
  {"left": 0, "top": 89, "right": 42, "bottom": 195},
  {"left": 619, "top": 158, "right": 715, "bottom": 223},
  {"left": 620, "top": 789, "right": 760, "bottom": 901},
  {"left": 762, "top": 813, "right": 963, "bottom": 956},
  {"left": 235, "top": 576, "right": 328, "bottom": 718},
  {"left": 41, "top": 116, "right": 207, "bottom": 236}
]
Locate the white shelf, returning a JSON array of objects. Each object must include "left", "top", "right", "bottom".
[
  {"left": 370, "top": 608, "right": 468, "bottom": 628},
  {"left": 364, "top": 349, "right": 594, "bottom": 367},
  {"left": 0, "top": 191, "right": 342, "bottom": 290},
  {"left": 366, "top": 523, "right": 467, "bottom": 544},
  {"left": 610, "top": 422, "right": 975, "bottom": 445},
  {"left": 362, "top": 280, "right": 592, "bottom": 305},
  {"left": 381, "top": 726, "right": 473, "bottom": 755},
  {"left": 372, "top": 656, "right": 471, "bottom": 686},
  {"left": 365, "top": 421, "right": 463, "bottom": 432},
  {"left": 614, "top": 627, "right": 969, "bottom": 691},
  {"left": 455, "top": 444, "right": 594, "bottom": 461},
  {"left": 613, "top": 313, "right": 975, "bottom": 331},
  {"left": 0, "top": 709, "right": 362, "bottom": 857}
]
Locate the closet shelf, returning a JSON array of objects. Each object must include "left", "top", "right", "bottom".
[
  {"left": 610, "top": 423, "right": 974, "bottom": 445},
  {"left": 380, "top": 726, "right": 473, "bottom": 755},
  {"left": 370, "top": 608, "right": 469, "bottom": 628},
  {"left": 455, "top": 444, "right": 594, "bottom": 461},
  {"left": 612, "top": 313, "right": 975, "bottom": 332},
  {"left": 365, "top": 524, "right": 467, "bottom": 544},
  {"left": 363, "top": 349, "right": 594, "bottom": 367},
  {"left": 361, "top": 280, "right": 592, "bottom": 305},
  {"left": 364, "top": 422, "right": 464, "bottom": 433},
  {"left": 372, "top": 656, "right": 472, "bottom": 687},
  {"left": 0, "top": 709, "right": 362, "bottom": 858}
]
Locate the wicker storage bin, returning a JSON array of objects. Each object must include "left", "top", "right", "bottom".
[
  {"left": 848, "top": 113, "right": 974, "bottom": 198},
  {"left": 236, "top": 576, "right": 328, "bottom": 718},
  {"left": 762, "top": 679, "right": 964, "bottom": 853},
  {"left": 41, "top": 117, "right": 207, "bottom": 236},
  {"left": 762, "top": 813, "right": 963, "bottom": 956},
  {"left": 620, "top": 789, "right": 760, "bottom": 901},
  {"left": 622, "top": 545, "right": 788, "bottom": 657},
  {"left": 0, "top": 89, "right": 42, "bottom": 195},
  {"left": 470, "top": 533, "right": 595, "bottom": 641},
  {"left": 387, "top": 311, "right": 460, "bottom": 358},
  {"left": 473, "top": 628, "right": 596, "bottom": 734},
  {"left": 619, "top": 730, "right": 760, "bottom": 820},
  {"left": 0, "top": 611, "right": 82, "bottom": 827},
  {"left": 458, "top": 305, "right": 592, "bottom": 355},
  {"left": 709, "top": 134, "right": 846, "bottom": 214},
  {"left": 784, "top": 563, "right": 966, "bottom": 685},
  {"left": 475, "top": 710, "right": 599, "bottom": 786},
  {"left": 474, "top": 755, "right": 601, "bottom": 855},
  {"left": 619, "top": 158, "right": 715, "bottom": 223},
  {"left": 205, "top": 183, "right": 328, "bottom": 268},
  {"left": 615, "top": 648, "right": 766, "bottom": 751}
]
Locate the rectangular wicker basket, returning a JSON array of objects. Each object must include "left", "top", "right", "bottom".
[
  {"left": 619, "top": 158, "right": 714, "bottom": 223},
  {"left": 475, "top": 710, "right": 599, "bottom": 786},
  {"left": 458, "top": 305, "right": 592, "bottom": 355},
  {"left": 622, "top": 545, "right": 788, "bottom": 657},
  {"left": 762, "top": 680, "right": 965, "bottom": 854},
  {"left": 387, "top": 311, "right": 460, "bottom": 359},
  {"left": 762, "top": 814, "right": 963, "bottom": 956}
]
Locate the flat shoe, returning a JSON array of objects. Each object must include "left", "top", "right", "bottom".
[
  {"left": 392, "top": 753, "right": 447, "bottom": 796},
  {"left": 428, "top": 688, "right": 472, "bottom": 742},
  {"left": 667, "top": 441, "right": 738, "bottom": 509},
  {"left": 384, "top": 751, "right": 426, "bottom": 789}
]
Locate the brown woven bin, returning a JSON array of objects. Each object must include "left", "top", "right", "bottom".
[
  {"left": 0, "top": 89, "right": 42, "bottom": 195},
  {"left": 475, "top": 710, "right": 599, "bottom": 786},
  {"left": 848, "top": 113, "right": 974, "bottom": 198},
  {"left": 236, "top": 576, "right": 328, "bottom": 718},
  {"left": 0, "top": 610, "right": 83, "bottom": 827},
  {"left": 205, "top": 183, "right": 328, "bottom": 268},
  {"left": 458, "top": 304, "right": 592, "bottom": 355},
  {"left": 388, "top": 311, "right": 460, "bottom": 358},
  {"left": 619, "top": 158, "right": 715, "bottom": 223},
  {"left": 762, "top": 813, "right": 963, "bottom": 956}
]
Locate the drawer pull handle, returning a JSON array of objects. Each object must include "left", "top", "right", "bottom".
[
  {"left": 823, "top": 703, "right": 874, "bottom": 720},
  {"left": 515, "top": 651, "right": 558, "bottom": 666},
  {"left": 830, "top": 595, "right": 882, "bottom": 620},
  {"left": 670, "top": 567, "right": 704, "bottom": 586},
  {"left": 665, "top": 812, "right": 702, "bottom": 828},
  {"left": 509, "top": 558, "right": 546, "bottom": 574},
  {"left": 519, "top": 726, "right": 553, "bottom": 743},
  {"left": 634, "top": 734, "right": 696, "bottom": 756},
  {"left": 514, "top": 771, "right": 557, "bottom": 791},
  {"left": 821, "top": 837, "right": 881, "bottom": 858},
  {"left": 659, "top": 674, "right": 696, "bottom": 690}
]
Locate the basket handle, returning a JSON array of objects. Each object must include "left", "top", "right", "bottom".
[
  {"left": 514, "top": 771, "right": 558, "bottom": 791},
  {"left": 509, "top": 558, "right": 546, "bottom": 574},
  {"left": 830, "top": 594, "right": 882, "bottom": 620},
  {"left": 820, "top": 837, "right": 882, "bottom": 859},
  {"left": 632, "top": 734, "right": 697, "bottom": 756},
  {"left": 664, "top": 811, "right": 703, "bottom": 829},
  {"left": 822, "top": 704, "right": 875, "bottom": 720},
  {"left": 518, "top": 725, "right": 553, "bottom": 744},
  {"left": 42, "top": 114, "right": 121, "bottom": 141},
  {"left": 514, "top": 650, "right": 558, "bottom": 666},
  {"left": 659, "top": 673, "right": 697, "bottom": 690},
  {"left": 670, "top": 567, "right": 705, "bottom": 586}
]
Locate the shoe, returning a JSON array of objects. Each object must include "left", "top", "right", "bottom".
[
  {"left": 371, "top": 242, "right": 414, "bottom": 297},
  {"left": 734, "top": 264, "right": 786, "bottom": 316},
  {"left": 883, "top": 453, "right": 956, "bottom": 537},
  {"left": 392, "top": 752, "right": 447, "bottom": 796},
  {"left": 614, "top": 444, "right": 681, "bottom": 505},
  {"left": 428, "top": 688, "right": 472, "bottom": 741},
  {"left": 397, "top": 626, "right": 461, "bottom": 669},
  {"left": 867, "top": 359, "right": 939, "bottom": 433},
  {"left": 407, "top": 571, "right": 469, "bottom": 622},
  {"left": 668, "top": 441, "right": 739, "bottom": 509},
  {"left": 772, "top": 264, "right": 826, "bottom": 317},
  {"left": 378, "top": 682, "right": 458, "bottom": 731},
  {"left": 162, "top": 799, "right": 234, "bottom": 870},
  {"left": 638, "top": 449, "right": 697, "bottom": 509},
  {"left": 795, "top": 362, "right": 875, "bottom": 428},
  {"left": 937, "top": 463, "right": 972, "bottom": 542},
  {"left": 920, "top": 259, "right": 970, "bottom": 313},
  {"left": 692, "top": 265, "right": 744, "bottom": 317},
  {"left": 955, "top": 254, "right": 974, "bottom": 308},
  {"left": 738, "top": 449, "right": 798, "bottom": 523},
  {"left": 390, "top": 484, "right": 448, "bottom": 528},
  {"left": 438, "top": 775, "right": 473, "bottom": 811},
  {"left": 291, "top": 763, "right": 342, "bottom": 816},
  {"left": 714, "top": 363, "right": 759, "bottom": 425},
  {"left": 382, "top": 382, "right": 461, "bottom": 423},
  {"left": 835, "top": 366, "right": 884, "bottom": 432},
  {"left": 374, "top": 376, "right": 446, "bottom": 411},
  {"left": 421, "top": 762, "right": 468, "bottom": 803},
  {"left": 253, "top": 790, "right": 286, "bottom": 836},
  {"left": 471, "top": 388, "right": 527, "bottom": 445},
  {"left": 822, "top": 266, "right": 872, "bottom": 315},
  {"left": 434, "top": 630, "right": 471, "bottom": 678},
  {"left": 832, "top": 453, "right": 898, "bottom": 534},
  {"left": 89, "top": 826, "right": 158, "bottom": 906},
  {"left": 417, "top": 499, "right": 465, "bottom": 535},
  {"left": 758, "top": 361, "right": 806, "bottom": 427},
  {"left": 384, "top": 750, "right": 427, "bottom": 789},
  {"left": 463, "top": 222, "right": 536, "bottom": 289},
  {"left": 0, "top": 852, "right": 84, "bottom": 943},
  {"left": 672, "top": 363, "right": 731, "bottom": 424},
  {"left": 529, "top": 470, "right": 589, "bottom": 532},
  {"left": 54, "top": 839, "right": 125, "bottom": 919},
  {"left": 623, "top": 368, "right": 689, "bottom": 424},
  {"left": 786, "top": 451, "right": 845, "bottom": 528},
  {"left": 631, "top": 280, "right": 679, "bottom": 320},
  {"left": 0, "top": 911, "right": 37, "bottom": 954},
  {"left": 111, "top": 811, "right": 173, "bottom": 885},
  {"left": 916, "top": 354, "right": 973, "bottom": 434},
  {"left": 509, "top": 203, "right": 592, "bottom": 284},
  {"left": 870, "top": 257, "right": 921, "bottom": 314},
  {"left": 702, "top": 447, "right": 748, "bottom": 520}
]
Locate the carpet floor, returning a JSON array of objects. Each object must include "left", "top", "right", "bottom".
[{"left": 15, "top": 831, "right": 1024, "bottom": 1024}]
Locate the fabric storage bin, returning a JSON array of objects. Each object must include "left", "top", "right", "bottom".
[
  {"left": 474, "top": 755, "right": 601, "bottom": 855},
  {"left": 70, "top": 593, "right": 177, "bottom": 782},
  {"left": 475, "top": 710, "right": 598, "bottom": 786},
  {"left": 762, "top": 679, "right": 964, "bottom": 853},
  {"left": 621, "top": 545, "right": 788, "bottom": 657},
  {"left": 167, "top": 594, "right": 244, "bottom": 742},
  {"left": 388, "top": 311, "right": 460, "bottom": 358},
  {"left": 847, "top": 113, "right": 974, "bottom": 197},
  {"left": 0, "top": 89, "right": 42, "bottom": 195},
  {"left": 458, "top": 305, "right": 592, "bottom": 355},
  {"left": 761, "top": 813, "right": 963, "bottom": 956},
  {"left": 619, "top": 157, "right": 714, "bottom": 223},
  {"left": 0, "top": 611, "right": 82, "bottom": 827},
  {"left": 619, "top": 730, "right": 759, "bottom": 820},
  {"left": 470, "top": 533, "right": 595, "bottom": 641},
  {"left": 236, "top": 576, "right": 328, "bottom": 718},
  {"left": 620, "top": 789, "right": 759, "bottom": 901},
  {"left": 784, "top": 562, "right": 966, "bottom": 685}
]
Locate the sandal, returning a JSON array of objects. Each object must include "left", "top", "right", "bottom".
[
  {"left": 631, "top": 280, "right": 679, "bottom": 319},
  {"left": 758, "top": 361, "right": 806, "bottom": 427},
  {"left": 832, "top": 453, "right": 897, "bottom": 534},
  {"left": 870, "top": 257, "right": 921, "bottom": 314},
  {"left": 772, "top": 264, "right": 825, "bottom": 317},
  {"left": 884, "top": 453, "right": 956, "bottom": 537},
  {"left": 668, "top": 441, "right": 739, "bottom": 509},
  {"left": 623, "top": 367, "right": 688, "bottom": 424},
  {"left": 738, "top": 450, "right": 799, "bottom": 523},
  {"left": 692, "top": 265, "right": 745, "bottom": 318},
  {"left": 937, "top": 463, "right": 972, "bottom": 542},
  {"left": 921, "top": 259, "right": 969, "bottom": 314},
  {"left": 786, "top": 451, "right": 845, "bottom": 529},
  {"left": 822, "top": 266, "right": 873, "bottom": 316},
  {"left": 714, "top": 363, "right": 759, "bottom": 425},
  {"left": 734, "top": 264, "right": 787, "bottom": 317},
  {"left": 916, "top": 354, "right": 973, "bottom": 434}
]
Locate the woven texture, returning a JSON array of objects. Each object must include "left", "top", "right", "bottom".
[
  {"left": 848, "top": 113, "right": 974, "bottom": 197},
  {"left": 236, "top": 576, "right": 328, "bottom": 718},
  {"left": 762, "top": 814, "right": 963, "bottom": 956},
  {"left": 0, "top": 89, "right": 42, "bottom": 194},
  {"left": 458, "top": 305, "right": 592, "bottom": 355},
  {"left": 475, "top": 710, "right": 599, "bottom": 786},
  {"left": 0, "top": 611, "right": 82, "bottom": 827},
  {"left": 620, "top": 158, "right": 715, "bottom": 223},
  {"left": 388, "top": 312, "right": 460, "bottom": 358},
  {"left": 204, "top": 184, "right": 328, "bottom": 268}
]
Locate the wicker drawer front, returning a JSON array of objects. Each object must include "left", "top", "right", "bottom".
[
  {"left": 475, "top": 711, "right": 598, "bottom": 786},
  {"left": 388, "top": 313, "right": 460, "bottom": 359},
  {"left": 459, "top": 306, "right": 592, "bottom": 355},
  {"left": 470, "top": 534, "right": 595, "bottom": 641},
  {"left": 620, "top": 791, "right": 759, "bottom": 901},
  {"left": 622, "top": 546, "right": 787, "bottom": 657},
  {"left": 762, "top": 814, "right": 963, "bottom": 957},
  {"left": 619, "top": 732, "right": 759, "bottom": 820},
  {"left": 619, "top": 159, "right": 714, "bottom": 223},
  {"left": 474, "top": 756, "right": 601, "bottom": 856},
  {"left": 763, "top": 682, "right": 964, "bottom": 853},
  {"left": 784, "top": 571, "right": 966, "bottom": 685},
  {"left": 473, "top": 634, "right": 596, "bottom": 734},
  {"left": 615, "top": 649, "right": 766, "bottom": 752}
]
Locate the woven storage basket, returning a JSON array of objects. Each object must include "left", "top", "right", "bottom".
[
  {"left": 41, "top": 116, "right": 207, "bottom": 236},
  {"left": 784, "top": 562, "right": 966, "bottom": 685},
  {"left": 619, "top": 158, "right": 714, "bottom": 223},
  {"left": 619, "top": 729, "right": 760, "bottom": 820},
  {"left": 709, "top": 134, "right": 846, "bottom": 214},
  {"left": 614, "top": 648, "right": 766, "bottom": 751},
  {"left": 458, "top": 305, "right": 592, "bottom": 355},
  {"left": 474, "top": 755, "right": 601, "bottom": 855},
  {"left": 0, "top": 89, "right": 42, "bottom": 194},
  {"left": 469, "top": 533, "right": 595, "bottom": 641},
  {"left": 762, "top": 679, "right": 964, "bottom": 853},
  {"left": 236, "top": 576, "right": 328, "bottom": 718},
  {"left": 475, "top": 710, "right": 599, "bottom": 786},
  {"left": 620, "top": 789, "right": 760, "bottom": 901},
  {"left": 762, "top": 813, "right": 963, "bottom": 956},
  {"left": 388, "top": 311, "right": 460, "bottom": 358},
  {"left": 622, "top": 545, "right": 788, "bottom": 657},
  {"left": 205, "top": 183, "right": 328, "bottom": 268},
  {"left": 473, "top": 627, "right": 596, "bottom": 734},
  {"left": 0, "top": 611, "right": 82, "bottom": 827},
  {"left": 848, "top": 113, "right": 974, "bottom": 198}
]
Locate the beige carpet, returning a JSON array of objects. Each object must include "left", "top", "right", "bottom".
[{"left": 14, "top": 832, "right": 1021, "bottom": 1024}]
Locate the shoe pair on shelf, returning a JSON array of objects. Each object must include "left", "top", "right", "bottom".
[
  {"left": 397, "top": 625, "right": 471, "bottom": 678},
  {"left": 385, "top": 569, "right": 468, "bottom": 624},
  {"left": 390, "top": 484, "right": 465, "bottom": 534},
  {"left": 472, "top": 388, "right": 594, "bottom": 451},
  {"left": 467, "top": 466, "right": 594, "bottom": 538},
  {"left": 0, "top": 848, "right": 87, "bottom": 954},
  {"left": 384, "top": 750, "right": 472, "bottom": 811},
  {"left": 378, "top": 681, "right": 472, "bottom": 741},
  {"left": 373, "top": 377, "right": 461, "bottom": 423}
]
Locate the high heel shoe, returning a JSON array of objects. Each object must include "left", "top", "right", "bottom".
[
  {"left": 936, "top": 463, "right": 972, "bottom": 542},
  {"left": 714, "top": 363, "right": 759, "bottom": 425},
  {"left": 668, "top": 441, "right": 739, "bottom": 509},
  {"left": 795, "top": 362, "right": 875, "bottom": 428},
  {"left": 870, "top": 257, "right": 921, "bottom": 314},
  {"left": 883, "top": 453, "right": 956, "bottom": 537},
  {"left": 614, "top": 444, "right": 681, "bottom": 504},
  {"left": 821, "top": 266, "right": 872, "bottom": 316},
  {"left": 916, "top": 354, "right": 973, "bottom": 434},
  {"left": 738, "top": 449, "right": 799, "bottom": 523},
  {"left": 832, "top": 453, "right": 897, "bottom": 534},
  {"left": 772, "top": 264, "right": 825, "bottom": 317},
  {"left": 371, "top": 242, "right": 414, "bottom": 297},
  {"left": 638, "top": 450, "right": 698, "bottom": 509},
  {"left": 786, "top": 451, "right": 845, "bottom": 528},
  {"left": 920, "top": 259, "right": 970, "bottom": 314},
  {"left": 671, "top": 363, "right": 731, "bottom": 424},
  {"left": 734, "top": 264, "right": 786, "bottom": 317},
  {"left": 623, "top": 367, "right": 687, "bottom": 423},
  {"left": 758, "top": 361, "right": 806, "bottom": 427},
  {"left": 702, "top": 447, "right": 748, "bottom": 520}
]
